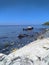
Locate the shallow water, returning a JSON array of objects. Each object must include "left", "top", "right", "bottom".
[{"left": 0, "top": 25, "right": 49, "bottom": 54}]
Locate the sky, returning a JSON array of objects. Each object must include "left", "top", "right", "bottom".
[{"left": 0, "top": 0, "right": 49, "bottom": 25}]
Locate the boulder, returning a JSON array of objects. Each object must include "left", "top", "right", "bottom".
[
  {"left": 23, "top": 26, "right": 34, "bottom": 31},
  {"left": 18, "top": 34, "right": 28, "bottom": 39}
]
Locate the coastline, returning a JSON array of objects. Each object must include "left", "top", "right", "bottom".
[
  {"left": 0, "top": 28, "right": 49, "bottom": 65},
  {"left": 0, "top": 38, "right": 49, "bottom": 65}
]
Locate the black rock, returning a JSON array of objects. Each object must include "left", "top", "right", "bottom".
[
  {"left": 23, "top": 26, "right": 34, "bottom": 31},
  {"left": 18, "top": 34, "right": 28, "bottom": 39}
]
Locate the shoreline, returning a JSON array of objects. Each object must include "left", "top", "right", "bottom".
[
  {"left": 0, "top": 38, "right": 49, "bottom": 65},
  {"left": 0, "top": 28, "right": 49, "bottom": 65}
]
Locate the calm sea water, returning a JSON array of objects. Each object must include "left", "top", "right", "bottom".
[{"left": 0, "top": 25, "right": 49, "bottom": 54}]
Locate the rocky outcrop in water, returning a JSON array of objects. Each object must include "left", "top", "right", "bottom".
[
  {"left": 23, "top": 26, "right": 34, "bottom": 31},
  {"left": 18, "top": 34, "right": 28, "bottom": 39},
  {"left": 18, "top": 34, "right": 34, "bottom": 39}
]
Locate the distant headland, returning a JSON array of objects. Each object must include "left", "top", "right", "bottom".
[{"left": 43, "top": 21, "right": 49, "bottom": 25}]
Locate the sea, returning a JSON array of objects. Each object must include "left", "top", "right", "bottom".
[{"left": 0, "top": 25, "right": 49, "bottom": 55}]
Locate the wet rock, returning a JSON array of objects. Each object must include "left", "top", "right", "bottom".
[
  {"left": 39, "top": 28, "right": 48, "bottom": 34},
  {"left": 1, "top": 48, "right": 9, "bottom": 54},
  {"left": 45, "top": 29, "right": 49, "bottom": 32},
  {"left": 4, "top": 41, "right": 11, "bottom": 48},
  {"left": 18, "top": 34, "right": 28, "bottom": 39},
  {"left": 28, "top": 35, "right": 33, "bottom": 38},
  {"left": 23, "top": 26, "right": 34, "bottom": 31},
  {"left": 0, "top": 53, "right": 5, "bottom": 61},
  {"left": 10, "top": 42, "right": 14, "bottom": 46},
  {"left": 18, "top": 34, "right": 34, "bottom": 39},
  {"left": 38, "top": 35, "right": 44, "bottom": 39},
  {"left": 11, "top": 48, "right": 17, "bottom": 53},
  {"left": 4, "top": 43, "right": 10, "bottom": 48},
  {"left": 40, "top": 28, "right": 46, "bottom": 30},
  {"left": 4, "top": 41, "right": 14, "bottom": 49}
]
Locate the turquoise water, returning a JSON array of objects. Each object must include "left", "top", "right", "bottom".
[{"left": 0, "top": 25, "right": 49, "bottom": 54}]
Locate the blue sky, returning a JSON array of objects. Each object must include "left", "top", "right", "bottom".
[{"left": 0, "top": 0, "right": 49, "bottom": 25}]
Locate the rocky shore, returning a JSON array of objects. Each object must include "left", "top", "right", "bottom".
[
  {"left": 0, "top": 37, "right": 49, "bottom": 65},
  {"left": 0, "top": 38, "right": 49, "bottom": 65},
  {"left": 0, "top": 28, "right": 49, "bottom": 65},
  {"left": 0, "top": 28, "right": 48, "bottom": 53}
]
